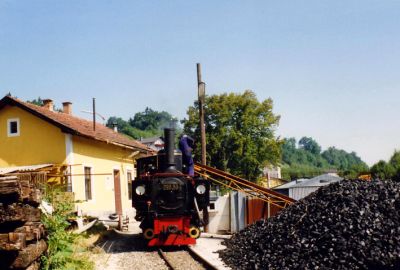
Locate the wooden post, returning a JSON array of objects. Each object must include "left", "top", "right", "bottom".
[
  {"left": 197, "top": 63, "right": 209, "bottom": 231},
  {"left": 197, "top": 63, "right": 206, "bottom": 166},
  {"left": 92, "top": 98, "right": 96, "bottom": 131},
  {"left": 267, "top": 171, "right": 271, "bottom": 218}
]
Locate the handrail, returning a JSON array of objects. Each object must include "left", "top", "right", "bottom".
[{"left": 194, "top": 163, "right": 295, "bottom": 209}]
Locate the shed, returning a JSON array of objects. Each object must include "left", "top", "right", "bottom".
[{"left": 274, "top": 174, "right": 342, "bottom": 200}]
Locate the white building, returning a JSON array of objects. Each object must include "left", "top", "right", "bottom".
[{"left": 139, "top": 136, "right": 164, "bottom": 151}]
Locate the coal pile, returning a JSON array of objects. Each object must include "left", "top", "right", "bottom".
[{"left": 219, "top": 180, "right": 400, "bottom": 270}]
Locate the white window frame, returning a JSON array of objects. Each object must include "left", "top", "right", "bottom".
[{"left": 7, "top": 118, "right": 20, "bottom": 137}]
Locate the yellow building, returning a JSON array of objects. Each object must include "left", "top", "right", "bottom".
[
  {"left": 259, "top": 177, "right": 288, "bottom": 189},
  {"left": 0, "top": 95, "right": 152, "bottom": 218}
]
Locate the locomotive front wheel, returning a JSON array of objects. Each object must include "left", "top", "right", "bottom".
[
  {"left": 188, "top": 226, "right": 201, "bottom": 239},
  {"left": 144, "top": 228, "right": 155, "bottom": 239}
]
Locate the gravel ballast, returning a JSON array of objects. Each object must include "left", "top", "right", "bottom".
[{"left": 219, "top": 180, "right": 400, "bottom": 269}]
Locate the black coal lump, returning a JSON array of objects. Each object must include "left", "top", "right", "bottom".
[{"left": 219, "top": 179, "right": 400, "bottom": 270}]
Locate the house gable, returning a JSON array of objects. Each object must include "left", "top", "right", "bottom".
[{"left": 0, "top": 105, "right": 66, "bottom": 167}]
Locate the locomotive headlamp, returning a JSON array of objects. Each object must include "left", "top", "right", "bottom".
[
  {"left": 135, "top": 185, "right": 146, "bottom": 195},
  {"left": 196, "top": 184, "right": 206, "bottom": 195}
]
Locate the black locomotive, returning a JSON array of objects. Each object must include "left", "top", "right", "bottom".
[{"left": 131, "top": 128, "right": 210, "bottom": 246}]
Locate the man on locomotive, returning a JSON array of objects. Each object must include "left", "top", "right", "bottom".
[
  {"left": 131, "top": 128, "right": 210, "bottom": 246},
  {"left": 179, "top": 134, "right": 195, "bottom": 176}
]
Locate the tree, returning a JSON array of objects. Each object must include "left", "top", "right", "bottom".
[
  {"left": 129, "top": 107, "right": 177, "bottom": 131},
  {"left": 106, "top": 117, "right": 155, "bottom": 139},
  {"left": 107, "top": 108, "right": 180, "bottom": 140},
  {"left": 281, "top": 138, "right": 368, "bottom": 179},
  {"left": 370, "top": 160, "right": 395, "bottom": 180},
  {"left": 27, "top": 97, "right": 44, "bottom": 106},
  {"left": 299, "top": 137, "right": 321, "bottom": 155},
  {"left": 182, "top": 90, "right": 282, "bottom": 181}
]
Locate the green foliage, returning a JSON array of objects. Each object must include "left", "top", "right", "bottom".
[
  {"left": 281, "top": 137, "right": 368, "bottom": 179},
  {"left": 371, "top": 150, "right": 400, "bottom": 181},
  {"left": 389, "top": 151, "right": 400, "bottom": 181},
  {"left": 106, "top": 117, "right": 156, "bottom": 139},
  {"left": 106, "top": 108, "right": 179, "bottom": 140},
  {"left": 129, "top": 107, "right": 177, "bottom": 131},
  {"left": 41, "top": 186, "right": 93, "bottom": 270},
  {"left": 182, "top": 90, "right": 282, "bottom": 181},
  {"left": 28, "top": 97, "right": 44, "bottom": 106},
  {"left": 281, "top": 164, "right": 326, "bottom": 180},
  {"left": 299, "top": 137, "right": 321, "bottom": 155}
]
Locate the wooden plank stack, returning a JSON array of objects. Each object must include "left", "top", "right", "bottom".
[{"left": 0, "top": 176, "right": 47, "bottom": 270}]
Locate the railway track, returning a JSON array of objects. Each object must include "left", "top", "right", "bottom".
[{"left": 158, "top": 247, "right": 217, "bottom": 270}]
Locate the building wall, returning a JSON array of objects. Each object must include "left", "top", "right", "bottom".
[
  {"left": 263, "top": 166, "right": 281, "bottom": 179},
  {"left": 71, "top": 136, "right": 135, "bottom": 217},
  {"left": 0, "top": 105, "right": 138, "bottom": 218},
  {"left": 207, "top": 195, "right": 230, "bottom": 234},
  {"left": 290, "top": 187, "right": 318, "bottom": 200},
  {"left": 259, "top": 177, "right": 287, "bottom": 188},
  {"left": 0, "top": 105, "right": 66, "bottom": 167}
]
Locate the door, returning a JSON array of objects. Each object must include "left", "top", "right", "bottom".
[{"left": 113, "top": 169, "right": 123, "bottom": 215}]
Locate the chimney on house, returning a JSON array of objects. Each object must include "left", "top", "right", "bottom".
[
  {"left": 62, "top": 102, "right": 72, "bottom": 115},
  {"left": 43, "top": 99, "right": 54, "bottom": 111},
  {"left": 112, "top": 121, "right": 118, "bottom": 132}
]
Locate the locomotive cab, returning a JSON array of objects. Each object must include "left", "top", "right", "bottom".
[{"left": 132, "top": 128, "right": 210, "bottom": 246}]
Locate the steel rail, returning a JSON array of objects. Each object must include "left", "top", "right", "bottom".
[
  {"left": 158, "top": 247, "right": 217, "bottom": 270},
  {"left": 158, "top": 248, "right": 176, "bottom": 270},
  {"left": 185, "top": 246, "right": 219, "bottom": 270}
]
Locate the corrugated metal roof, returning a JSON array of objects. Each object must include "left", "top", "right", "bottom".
[
  {"left": 0, "top": 164, "right": 54, "bottom": 175},
  {"left": 274, "top": 174, "right": 342, "bottom": 190},
  {"left": 140, "top": 136, "right": 163, "bottom": 144},
  {"left": 295, "top": 173, "right": 342, "bottom": 187},
  {"left": 274, "top": 178, "right": 308, "bottom": 189}
]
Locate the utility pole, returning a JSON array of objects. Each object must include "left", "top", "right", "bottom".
[
  {"left": 197, "top": 63, "right": 206, "bottom": 166},
  {"left": 92, "top": 98, "right": 96, "bottom": 131},
  {"left": 197, "top": 63, "right": 208, "bottom": 232}
]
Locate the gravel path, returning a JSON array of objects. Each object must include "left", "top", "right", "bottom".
[{"left": 91, "top": 231, "right": 168, "bottom": 270}]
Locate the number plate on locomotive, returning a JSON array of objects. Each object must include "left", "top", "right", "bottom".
[{"left": 162, "top": 183, "right": 180, "bottom": 191}]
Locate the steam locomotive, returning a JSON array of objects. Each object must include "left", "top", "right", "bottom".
[{"left": 132, "top": 128, "right": 210, "bottom": 246}]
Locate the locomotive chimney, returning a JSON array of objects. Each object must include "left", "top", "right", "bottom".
[{"left": 164, "top": 128, "right": 176, "bottom": 171}]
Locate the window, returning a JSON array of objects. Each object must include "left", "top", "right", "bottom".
[
  {"left": 7, "top": 118, "right": 20, "bottom": 137},
  {"left": 127, "top": 171, "right": 133, "bottom": 200},
  {"left": 84, "top": 167, "right": 92, "bottom": 200}
]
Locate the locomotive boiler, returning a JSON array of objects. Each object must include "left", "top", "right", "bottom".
[{"left": 131, "top": 128, "right": 210, "bottom": 246}]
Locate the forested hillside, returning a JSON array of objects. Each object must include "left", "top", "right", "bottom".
[{"left": 281, "top": 137, "right": 369, "bottom": 179}]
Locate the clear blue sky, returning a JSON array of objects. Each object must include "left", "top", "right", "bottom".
[{"left": 1, "top": 1, "right": 399, "bottom": 165}]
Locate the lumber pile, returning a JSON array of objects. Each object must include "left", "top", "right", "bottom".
[
  {"left": 219, "top": 179, "right": 400, "bottom": 269},
  {"left": 0, "top": 176, "right": 46, "bottom": 270}
]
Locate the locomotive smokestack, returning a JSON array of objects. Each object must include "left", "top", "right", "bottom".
[{"left": 164, "top": 128, "right": 176, "bottom": 171}]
